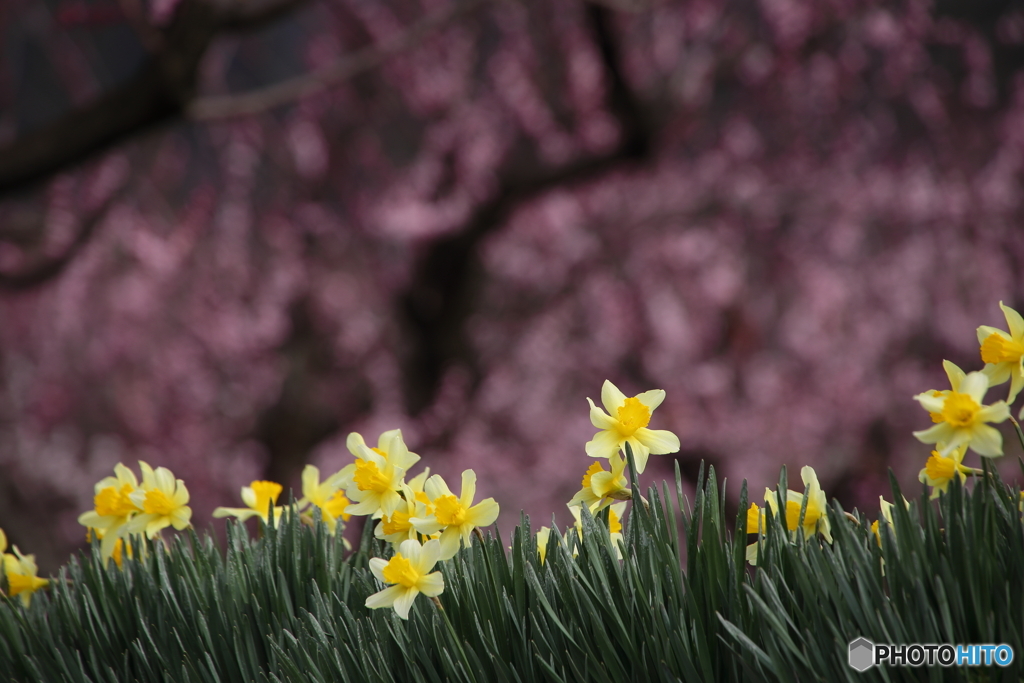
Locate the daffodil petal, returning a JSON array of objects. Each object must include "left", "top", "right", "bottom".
[
  {"left": 365, "top": 584, "right": 403, "bottom": 610},
  {"left": 418, "top": 572, "right": 444, "bottom": 597},
  {"left": 587, "top": 398, "right": 618, "bottom": 430},
  {"left": 969, "top": 424, "right": 1003, "bottom": 457},
  {"left": 468, "top": 498, "right": 500, "bottom": 528},
  {"left": 977, "top": 401, "right": 1010, "bottom": 423},
  {"left": 913, "top": 422, "right": 952, "bottom": 445},
  {"left": 635, "top": 389, "right": 666, "bottom": 411},
  {"left": 393, "top": 586, "right": 419, "bottom": 620},
  {"left": 635, "top": 427, "right": 680, "bottom": 454},
  {"left": 601, "top": 380, "right": 627, "bottom": 416},
  {"left": 941, "top": 360, "right": 966, "bottom": 391},
  {"left": 585, "top": 429, "right": 621, "bottom": 459},
  {"left": 1001, "top": 301, "right": 1024, "bottom": 339}
]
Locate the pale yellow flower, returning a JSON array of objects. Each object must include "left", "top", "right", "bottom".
[
  {"left": 365, "top": 538, "right": 444, "bottom": 620},
  {"left": 411, "top": 470, "right": 499, "bottom": 561},
  {"left": 764, "top": 466, "right": 832, "bottom": 543},
  {"left": 744, "top": 503, "right": 766, "bottom": 565},
  {"left": 536, "top": 526, "right": 552, "bottom": 565},
  {"left": 345, "top": 430, "right": 420, "bottom": 518},
  {"left": 77, "top": 463, "right": 141, "bottom": 562},
  {"left": 86, "top": 528, "right": 137, "bottom": 569},
  {"left": 585, "top": 380, "right": 679, "bottom": 474},
  {"left": 213, "top": 480, "right": 289, "bottom": 525},
  {"left": 978, "top": 301, "right": 1024, "bottom": 404},
  {"left": 914, "top": 369, "right": 1009, "bottom": 457},
  {"left": 569, "top": 501, "right": 627, "bottom": 559},
  {"left": 871, "top": 495, "right": 910, "bottom": 545},
  {"left": 126, "top": 462, "right": 192, "bottom": 538},
  {"left": 346, "top": 430, "right": 420, "bottom": 473},
  {"left": 918, "top": 444, "right": 973, "bottom": 499},
  {"left": 4, "top": 546, "right": 49, "bottom": 607},
  {"left": 568, "top": 453, "right": 630, "bottom": 512},
  {"left": 299, "top": 465, "right": 354, "bottom": 533},
  {"left": 374, "top": 470, "right": 433, "bottom": 547}
]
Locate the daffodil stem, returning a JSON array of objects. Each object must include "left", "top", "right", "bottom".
[
  {"left": 1009, "top": 416, "right": 1024, "bottom": 455},
  {"left": 430, "top": 595, "right": 444, "bottom": 610},
  {"left": 844, "top": 512, "right": 860, "bottom": 525},
  {"left": 473, "top": 527, "right": 485, "bottom": 545}
]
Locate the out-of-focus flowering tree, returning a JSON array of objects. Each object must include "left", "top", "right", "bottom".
[{"left": 2, "top": 0, "right": 1024, "bottom": 571}]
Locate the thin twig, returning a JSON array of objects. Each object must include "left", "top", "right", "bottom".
[{"left": 190, "top": 0, "right": 492, "bottom": 120}]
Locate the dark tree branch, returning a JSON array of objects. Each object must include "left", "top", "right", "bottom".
[
  {"left": 399, "top": 4, "right": 653, "bottom": 416},
  {"left": 191, "top": 0, "right": 490, "bottom": 120},
  {"left": 0, "top": 0, "right": 310, "bottom": 198}
]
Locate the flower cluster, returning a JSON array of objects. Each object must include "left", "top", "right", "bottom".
[
  {"left": 744, "top": 466, "right": 832, "bottom": 565},
  {"left": 78, "top": 462, "right": 192, "bottom": 566},
  {"left": 912, "top": 301, "right": 1024, "bottom": 497},
  {"left": 0, "top": 528, "right": 49, "bottom": 606},
  {"left": 560, "top": 380, "right": 680, "bottom": 559}
]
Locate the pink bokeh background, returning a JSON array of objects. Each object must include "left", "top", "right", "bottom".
[{"left": 1, "top": 0, "right": 1023, "bottom": 571}]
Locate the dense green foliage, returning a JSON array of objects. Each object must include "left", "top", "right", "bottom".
[{"left": 2, "top": 454, "right": 1022, "bottom": 682}]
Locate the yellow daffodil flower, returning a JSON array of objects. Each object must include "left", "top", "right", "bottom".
[
  {"left": 914, "top": 369, "right": 1009, "bottom": 457},
  {"left": 569, "top": 501, "right": 627, "bottom": 559},
  {"left": 365, "top": 538, "right": 444, "bottom": 620},
  {"left": 871, "top": 495, "right": 910, "bottom": 545},
  {"left": 744, "top": 503, "right": 767, "bottom": 565},
  {"left": 213, "top": 480, "right": 290, "bottom": 525},
  {"left": 375, "top": 483, "right": 426, "bottom": 546},
  {"left": 536, "top": 526, "right": 552, "bottom": 565},
  {"left": 918, "top": 443, "right": 975, "bottom": 499},
  {"left": 3, "top": 546, "right": 49, "bottom": 607},
  {"left": 127, "top": 462, "right": 192, "bottom": 538},
  {"left": 346, "top": 430, "right": 420, "bottom": 473},
  {"left": 86, "top": 528, "right": 137, "bottom": 569},
  {"left": 78, "top": 463, "right": 141, "bottom": 562},
  {"left": 568, "top": 453, "right": 630, "bottom": 512},
  {"left": 764, "top": 466, "right": 832, "bottom": 543},
  {"left": 977, "top": 301, "right": 1024, "bottom": 404},
  {"left": 299, "top": 465, "right": 354, "bottom": 533},
  {"left": 585, "top": 380, "right": 680, "bottom": 474},
  {"left": 345, "top": 430, "right": 420, "bottom": 518},
  {"left": 411, "top": 470, "right": 499, "bottom": 560}
]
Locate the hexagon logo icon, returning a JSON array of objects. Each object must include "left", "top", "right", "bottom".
[{"left": 848, "top": 638, "right": 875, "bottom": 672}]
